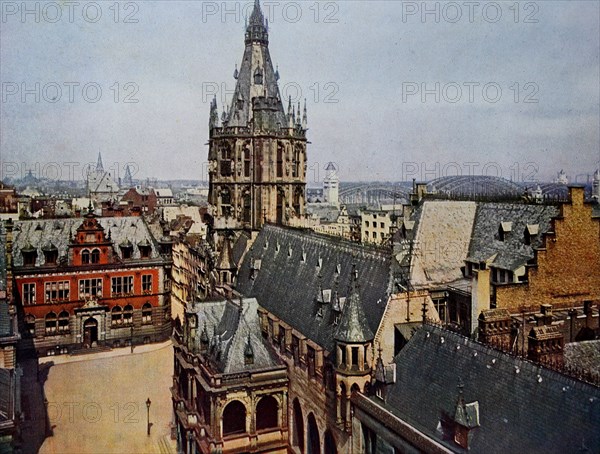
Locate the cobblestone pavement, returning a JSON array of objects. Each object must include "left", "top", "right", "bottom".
[{"left": 38, "top": 341, "right": 176, "bottom": 454}]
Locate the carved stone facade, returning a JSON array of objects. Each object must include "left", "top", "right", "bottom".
[{"left": 207, "top": 0, "right": 307, "bottom": 232}]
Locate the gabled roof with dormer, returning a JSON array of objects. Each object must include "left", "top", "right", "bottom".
[
  {"left": 236, "top": 224, "right": 394, "bottom": 351},
  {"left": 11, "top": 216, "right": 161, "bottom": 267},
  {"left": 467, "top": 203, "right": 559, "bottom": 271},
  {"left": 376, "top": 325, "right": 600, "bottom": 453},
  {"left": 188, "top": 297, "right": 280, "bottom": 374}
]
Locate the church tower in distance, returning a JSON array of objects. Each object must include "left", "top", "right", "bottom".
[{"left": 208, "top": 0, "right": 308, "bottom": 232}]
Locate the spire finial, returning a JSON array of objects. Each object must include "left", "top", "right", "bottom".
[{"left": 96, "top": 152, "right": 104, "bottom": 172}]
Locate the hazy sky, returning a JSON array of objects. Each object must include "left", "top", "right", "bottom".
[{"left": 1, "top": 1, "right": 599, "bottom": 184}]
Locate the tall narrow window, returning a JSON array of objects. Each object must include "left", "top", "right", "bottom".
[
  {"left": 91, "top": 249, "right": 100, "bottom": 264},
  {"left": 276, "top": 145, "right": 284, "bottom": 178},
  {"left": 81, "top": 249, "right": 90, "bottom": 264},
  {"left": 23, "top": 283, "right": 36, "bottom": 305},
  {"left": 58, "top": 311, "right": 70, "bottom": 334},
  {"left": 111, "top": 306, "right": 123, "bottom": 327},
  {"left": 142, "top": 275, "right": 152, "bottom": 293},
  {"left": 45, "top": 312, "right": 57, "bottom": 335},
  {"left": 244, "top": 147, "right": 251, "bottom": 177},
  {"left": 123, "top": 305, "right": 133, "bottom": 326},
  {"left": 142, "top": 303, "right": 152, "bottom": 324}
]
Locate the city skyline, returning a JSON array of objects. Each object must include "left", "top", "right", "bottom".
[{"left": 1, "top": 1, "right": 599, "bottom": 183}]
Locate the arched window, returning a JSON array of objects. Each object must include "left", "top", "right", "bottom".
[
  {"left": 142, "top": 303, "right": 152, "bottom": 324},
  {"left": 111, "top": 306, "right": 123, "bottom": 327},
  {"left": 256, "top": 395, "right": 278, "bottom": 431},
  {"left": 26, "top": 314, "right": 36, "bottom": 336},
  {"left": 91, "top": 249, "right": 100, "bottom": 264},
  {"left": 307, "top": 413, "right": 320, "bottom": 454},
  {"left": 324, "top": 430, "right": 337, "bottom": 454},
  {"left": 45, "top": 312, "right": 57, "bottom": 335},
  {"left": 222, "top": 400, "right": 246, "bottom": 436},
  {"left": 244, "top": 147, "right": 251, "bottom": 177},
  {"left": 81, "top": 249, "right": 90, "bottom": 264},
  {"left": 58, "top": 310, "right": 70, "bottom": 334},
  {"left": 123, "top": 305, "right": 133, "bottom": 326},
  {"left": 293, "top": 398, "right": 304, "bottom": 451}
]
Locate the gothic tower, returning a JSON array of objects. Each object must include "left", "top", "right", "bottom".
[{"left": 208, "top": 0, "right": 308, "bottom": 232}]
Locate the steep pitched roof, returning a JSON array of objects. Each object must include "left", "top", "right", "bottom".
[
  {"left": 236, "top": 225, "right": 393, "bottom": 351},
  {"left": 189, "top": 298, "right": 280, "bottom": 374},
  {"left": 467, "top": 203, "right": 559, "bottom": 270},
  {"left": 12, "top": 217, "right": 161, "bottom": 266},
  {"left": 382, "top": 325, "right": 600, "bottom": 453},
  {"left": 334, "top": 271, "right": 374, "bottom": 343},
  {"left": 226, "top": 0, "right": 286, "bottom": 128},
  {"left": 400, "top": 201, "right": 477, "bottom": 288}
]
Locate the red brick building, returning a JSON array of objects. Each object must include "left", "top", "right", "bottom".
[{"left": 8, "top": 208, "right": 173, "bottom": 355}]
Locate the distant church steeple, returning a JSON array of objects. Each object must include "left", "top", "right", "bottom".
[{"left": 96, "top": 152, "right": 104, "bottom": 173}]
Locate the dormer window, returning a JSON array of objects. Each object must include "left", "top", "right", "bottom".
[
  {"left": 138, "top": 240, "right": 152, "bottom": 259},
  {"left": 22, "top": 244, "right": 37, "bottom": 266},
  {"left": 42, "top": 243, "right": 58, "bottom": 265},
  {"left": 120, "top": 241, "right": 133, "bottom": 259},
  {"left": 524, "top": 224, "right": 539, "bottom": 245},
  {"left": 498, "top": 222, "right": 512, "bottom": 242}
]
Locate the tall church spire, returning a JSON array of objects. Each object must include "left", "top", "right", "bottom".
[
  {"left": 224, "top": 0, "right": 286, "bottom": 129},
  {"left": 96, "top": 152, "right": 104, "bottom": 172}
]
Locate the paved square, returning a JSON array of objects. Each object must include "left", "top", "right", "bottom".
[{"left": 39, "top": 342, "right": 175, "bottom": 454}]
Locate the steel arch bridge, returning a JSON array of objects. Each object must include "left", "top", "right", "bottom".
[
  {"left": 338, "top": 183, "right": 412, "bottom": 205},
  {"left": 427, "top": 176, "right": 523, "bottom": 197}
]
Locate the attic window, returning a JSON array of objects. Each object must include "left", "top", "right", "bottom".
[
  {"left": 22, "top": 246, "right": 37, "bottom": 266},
  {"left": 120, "top": 242, "right": 133, "bottom": 259},
  {"left": 138, "top": 241, "right": 152, "bottom": 259},
  {"left": 524, "top": 224, "right": 539, "bottom": 245},
  {"left": 498, "top": 222, "right": 512, "bottom": 242}
]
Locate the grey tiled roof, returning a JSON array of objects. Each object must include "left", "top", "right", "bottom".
[
  {"left": 12, "top": 217, "right": 161, "bottom": 266},
  {"left": 467, "top": 203, "right": 559, "bottom": 270},
  {"left": 382, "top": 325, "right": 600, "bottom": 453},
  {"left": 236, "top": 225, "right": 393, "bottom": 351},
  {"left": 190, "top": 298, "right": 280, "bottom": 374},
  {"left": 565, "top": 340, "right": 600, "bottom": 375},
  {"left": 334, "top": 275, "right": 374, "bottom": 343}
]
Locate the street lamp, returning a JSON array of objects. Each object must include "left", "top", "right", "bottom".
[{"left": 146, "top": 398, "right": 151, "bottom": 436}]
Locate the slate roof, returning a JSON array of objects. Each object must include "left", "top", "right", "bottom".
[
  {"left": 236, "top": 225, "right": 393, "bottom": 351},
  {"left": 12, "top": 217, "right": 161, "bottom": 266},
  {"left": 334, "top": 273, "right": 374, "bottom": 343},
  {"left": 565, "top": 340, "right": 600, "bottom": 375},
  {"left": 189, "top": 298, "right": 280, "bottom": 374},
  {"left": 226, "top": 1, "right": 286, "bottom": 129},
  {"left": 382, "top": 325, "right": 600, "bottom": 453},
  {"left": 307, "top": 205, "right": 341, "bottom": 223},
  {"left": 467, "top": 203, "right": 559, "bottom": 270}
]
